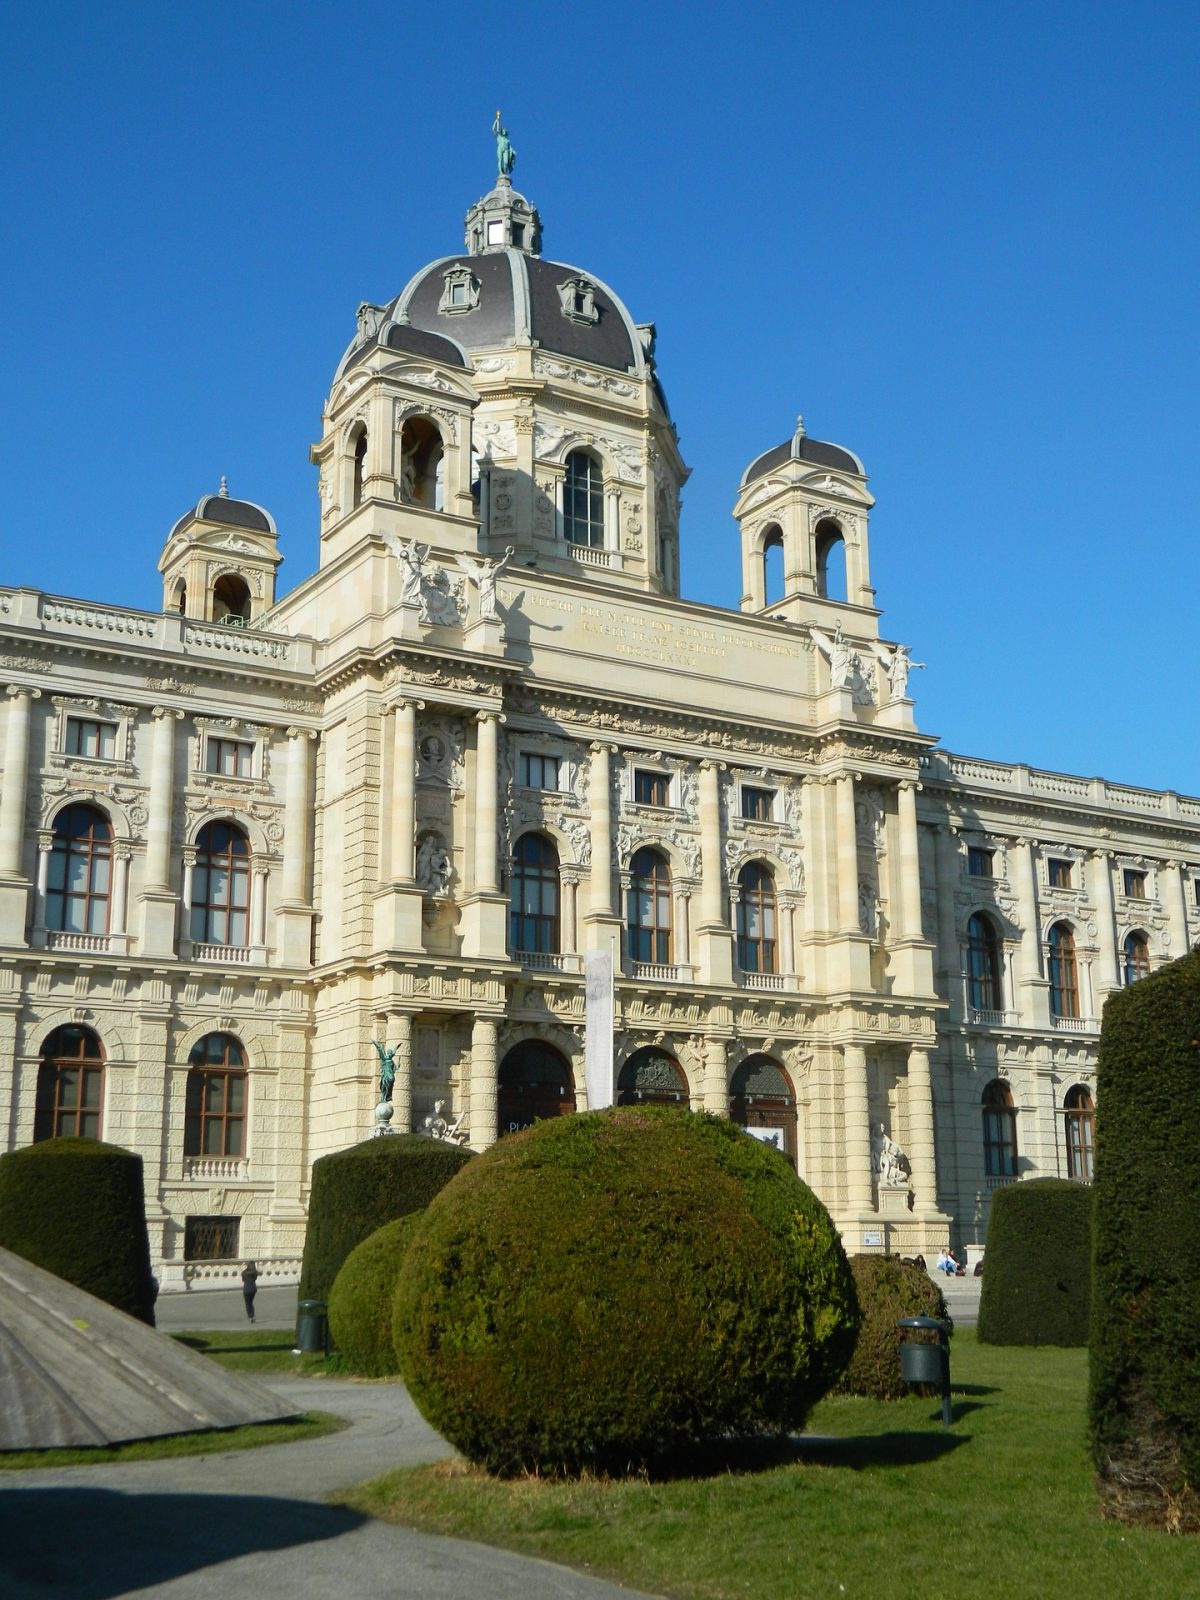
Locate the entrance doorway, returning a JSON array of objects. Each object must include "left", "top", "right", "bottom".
[{"left": 497, "top": 1041, "right": 576, "bottom": 1136}]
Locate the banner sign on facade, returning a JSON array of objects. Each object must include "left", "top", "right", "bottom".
[{"left": 583, "top": 947, "right": 615, "bottom": 1110}]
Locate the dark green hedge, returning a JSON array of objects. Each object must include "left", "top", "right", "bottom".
[
  {"left": 977, "top": 1178, "right": 1092, "bottom": 1347},
  {"left": 298, "top": 1134, "right": 473, "bottom": 1302},
  {"left": 327, "top": 1213, "right": 420, "bottom": 1377},
  {"left": 1090, "top": 947, "right": 1200, "bottom": 1530},
  {"left": 0, "top": 1138, "right": 156, "bottom": 1324},
  {"left": 395, "top": 1106, "right": 858, "bottom": 1476},
  {"left": 839, "top": 1256, "right": 951, "bottom": 1399}
]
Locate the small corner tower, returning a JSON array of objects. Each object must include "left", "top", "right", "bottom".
[
  {"left": 158, "top": 480, "right": 283, "bottom": 624},
  {"left": 734, "top": 416, "right": 876, "bottom": 621}
]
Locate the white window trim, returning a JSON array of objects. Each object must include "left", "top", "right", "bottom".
[{"left": 50, "top": 697, "right": 135, "bottom": 772}]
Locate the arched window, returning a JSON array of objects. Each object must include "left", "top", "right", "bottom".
[
  {"left": 1064, "top": 1085, "right": 1095, "bottom": 1182},
  {"left": 212, "top": 574, "right": 251, "bottom": 626},
  {"left": 762, "top": 525, "right": 784, "bottom": 605},
  {"left": 174, "top": 579, "right": 187, "bottom": 615},
  {"left": 563, "top": 450, "right": 603, "bottom": 547},
  {"left": 47, "top": 804, "right": 112, "bottom": 935},
  {"left": 815, "top": 520, "right": 847, "bottom": 602},
  {"left": 617, "top": 1046, "right": 689, "bottom": 1106},
  {"left": 509, "top": 832, "right": 560, "bottom": 955},
  {"left": 736, "top": 862, "right": 777, "bottom": 974},
  {"left": 626, "top": 848, "right": 672, "bottom": 965},
  {"left": 730, "top": 1055, "right": 797, "bottom": 1162},
  {"left": 185, "top": 1033, "right": 248, "bottom": 1158},
  {"left": 1123, "top": 931, "right": 1151, "bottom": 985},
  {"left": 352, "top": 426, "right": 368, "bottom": 508},
  {"left": 191, "top": 821, "right": 252, "bottom": 947},
  {"left": 981, "top": 1079, "right": 1018, "bottom": 1178},
  {"left": 398, "top": 416, "right": 444, "bottom": 510},
  {"left": 35, "top": 1025, "right": 105, "bottom": 1141},
  {"left": 498, "top": 1041, "right": 575, "bottom": 1135},
  {"left": 1048, "top": 923, "right": 1079, "bottom": 1018},
  {"left": 966, "top": 912, "right": 1004, "bottom": 1012}
]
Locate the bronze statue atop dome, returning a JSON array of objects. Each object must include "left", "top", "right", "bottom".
[{"left": 493, "top": 111, "right": 515, "bottom": 178}]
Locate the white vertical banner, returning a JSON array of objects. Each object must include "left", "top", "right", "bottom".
[{"left": 583, "top": 947, "right": 615, "bottom": 1110}]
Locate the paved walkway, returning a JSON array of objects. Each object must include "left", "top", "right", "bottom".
[
  {"left": 155, "top": 1283, "right": 300, "bottom": 1333},
  {"left": 0, "top": 1377, "right": 656, "bottom": 1600}
]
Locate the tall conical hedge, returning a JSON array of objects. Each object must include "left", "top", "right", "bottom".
[
  {"left": 298, "top": 1134, "right": 473, "bottom": 1302},
  {"left": 978, "top": 1178, "right": 1092, "bottom": 1346},
  {"left": 1089, "top": 947, "right": 1200, "bottom": 1530},
  {"left": 0, "top": 1137, "right": 156, "bottom": 1325}
]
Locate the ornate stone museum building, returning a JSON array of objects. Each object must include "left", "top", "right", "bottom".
[{"left": 2, "top": 159, "right": 1198, "bottom": 1283}]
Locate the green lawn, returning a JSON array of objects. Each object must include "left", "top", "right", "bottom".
[
  {"left": 0, "top": 1412, "right": 343, "bottom": 1471},
  {"left": 340, "top": 1332, "right": 1199, "bottom": 1600},
  {"left": 171, "top": 1328, "right": 344, "bottom": 1375}
]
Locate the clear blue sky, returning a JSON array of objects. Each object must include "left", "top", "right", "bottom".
[{"left": 3, "top": 2, "right": 1197, "bottom": 794}]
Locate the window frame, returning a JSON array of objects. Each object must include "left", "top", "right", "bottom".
[
  {"left": 46, "top": 803, "right": 113, "bottom": 936},
  {"left": 563, "top": 450, "right": 604, "bottom": 548},
  {"left": 1122, "top": 867, "right": 1148, "bottom": 899},
  {"left": 633, "top": 768, "right": 672, "bottom": 809},
  {"left": 1064, "top": 1085, "right": 1095, "bottom": 1182},
  {"left": 967, "top": 845, "right": 995, "bottom": 879},
  {"left": 509, "top": 832, "right": 561, "bottom": 956},
  {"left": 184, "top": 1215, "right": 241, "bottom": 1262},
  {"left": 190, "top": 820, "right": 253, "bottom": 948},
  {"left": 1122, "top": 930, "right": 1151, "bottom": 985},
  {"left": 981, "top": 1079, "right": 1018, "bottom": 1178},
  {"left": 518, "top": 751, "right": 562, "bottom": 793},
  {"left": 34, "top": 1025, "right": 105, "bottom": 1141},
  {"left": 626, "top": 847, "right": 673, "bottom": 965},
  {"left": 184, "top": 1033, "right": 248, "bottom": 1159},
  {"left": 1048, "top": 922, "right": 1080, "bottom": 1018},
  {"left": 740, "top": 786, "right": 776, "bottom": 823},
  {"left": 64, "top": 716, "right": 118, "bottom": 761},
  {"left": 1048, "top": 857, "right": 1075, "bottom": 890},
  {"left": 736, "top": 861, "right": 778, "bottom": 974},
  {"left": 204, "top": 736, "right": 257, "bottom": 779},
  {"left": 966, "top": 911, "right": 1004, "bottom": 1012}
]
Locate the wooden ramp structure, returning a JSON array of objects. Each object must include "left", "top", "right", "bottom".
[{"left": 0, "top": 1246, "right": 299, "bottom": 1450}]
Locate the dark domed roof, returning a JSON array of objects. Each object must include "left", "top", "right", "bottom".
[
  {"left": 335, "top": 250, "right": 648, "bottom": 382},
  {"left": 741, "top": 433, "right": 864, "bottom": 488},
  {"left": 170, "top": 488, "right": 275, "bottom": 540}
]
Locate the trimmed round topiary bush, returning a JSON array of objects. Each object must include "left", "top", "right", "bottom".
[
  {"left": 1090, "top": 947, "right": 1200, "bottom": 1530},
  {"left": 328, "top": 1212, "right": 421, "bottom": 1376},
  {"left": 395, "top": 1106, "right": 858, "bottom": 1476},
  {"left": 977, "top": 1177, "right": 1092, "bottom": 1347},
  {"left": 0, "top": 1137, "right": 156, "bottom": 1324},
  {"left": 299, "top": 1134, "right": 473, "bottom": 1303},
  {"left": 839, "top": 1255, "right": 952, "bottom": 1399}
]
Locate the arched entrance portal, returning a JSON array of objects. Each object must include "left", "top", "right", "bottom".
[
  {"left": 730, "top": 1055, "right": 797, "bottom": 1163},
  {"left": 617, "top": 1047, "right": 689, "bottom": 1107},
  {"left": 497, "top": 1041, "right": 576, "bottom": 1137}
]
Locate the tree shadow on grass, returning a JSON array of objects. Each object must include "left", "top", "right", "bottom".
[
  {"left": 653, "top": 1425, "right": 966, "bottom": 1480},
  {"left": 0, "top": 1488, "right": 366, "bottom": 1600}
]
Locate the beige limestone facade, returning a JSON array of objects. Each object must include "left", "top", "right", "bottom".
[{"left": 3, "top": 173, "right": 1198, "bottom": 1283}]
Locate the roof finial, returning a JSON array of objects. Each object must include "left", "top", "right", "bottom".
[
  {"left": 795, "top": 413, "right": 806, "bottom": 439},
  {"left": 218, "top": 475, "right": 230, "bottom": 498},
  {"left": 493, "top": 110, "right": 516, "bottom": 179}
]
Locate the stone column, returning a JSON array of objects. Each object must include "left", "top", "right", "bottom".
[
  {"left": 140, "top": 707, "right": 182, "bottom": 956},
  {"left": 588, "top": 742, "right": 614, "bottom": 917},
  {"left": 1089, "top": 849, "right": 1119, "bottom": 998},
  {"left": 933, "top": 824, "right": 961, "bottom": 997},
  {"left": 110, "top": 846, "right": 131, "bottom": 937},
  {"left": 474, "top": 711, "right": 500, "bottom": 894},
  {"left": 842, "top": 1043, "right": 874, "bottom": 1212},
  {"left": 698, "top": 761, "right": 724, "bottom": 927},
  {"left": 469, "top": 1016, "right": 499, "bottom": 1149},
  {"left": 143, "top": 707, "right": 181, "bottom": 890},
  {"left": 894, "top": 781, "right": 922, "bottom": 940},
  {"left": 0, "top": 687, "right": 39, "bottom": 945},
  {"left": 1167, "top": 860, "right": 1191, "bottom": 964},
  {"left": 391, "top": 1012, "right": 414, "bottom": 1135},
  {"left": 676, "top": 886, "right": 691, "bottom": 966},
  {"left": 703, "top": 1037, "right": 728, "bottom": 1115},
  {"left": 561, "top": 871, "right": 579, "bottom": 956},
  {"left": 281, "top": 729, "right": 316, "bottom": 903},
  {"left": 906, "top": 1046, "right": 938, "bottom": 1215},
  {"left": 835, "top": 773, "right": 860, "bottom": 932},
  {"left": 251, "top": 864, "right": 269, "bottom": 951},
  {"left": 34, "top": 834, "right": 52, "bottom": 930},
  {"left": 390, "top": 700, "right": 418, "bottom": 884},
  {"left": 779, "top": 894, "right": 796, "bottom": 977}
]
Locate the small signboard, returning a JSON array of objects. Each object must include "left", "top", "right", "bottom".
[{"left": 862, "top": 1230, "right": 883, "bottom": 1248}]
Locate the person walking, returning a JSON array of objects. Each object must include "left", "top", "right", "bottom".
[{"left": 241, "top": 1260, "right": 259, "bottom": 1323}]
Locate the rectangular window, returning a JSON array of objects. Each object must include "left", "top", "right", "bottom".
[
  {"left": 65, "top": 717, "right": 117, "bottom": 760},
  {"left": 519, "top": 753, "right": 561, "bottom": 791},
  {"left": 1048, "top": 858, "right": 1074, "bottom": 889},
  {"left": 741, "top": 787, "right": 775, "bottom": 822},
  {"left": 634, "top": 770, "right": 671, "bottom": 808},
  {"left": 183, "top": 1215, "right": 240, "bottom": 1261},
  {"left": 205, "top": 738, "right": 255, "bottom": 778},
  {"left": 1123, "top": 868, "right": 1147, "bottom": 898},
  {"left": 967, "top": 846, "right": 994, "bottom": 878}
]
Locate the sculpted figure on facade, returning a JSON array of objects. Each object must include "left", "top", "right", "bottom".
[
  {"left": 871, "top": 641, "right": 925, "bottom": 701},
  {"left": 454, "top": 547, "right": 514, "bottom": 622},
  {"left": 415, "top": 831, "right": 453, "bottom": 897},
  {"left": 872, "top": 1124, "right": 910, "bottom": 1188},
  {"left": 382, "top": 531, "right": 428, "bottom": 605}
]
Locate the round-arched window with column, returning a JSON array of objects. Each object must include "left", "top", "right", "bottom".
[
  {"left": 497, "top": 1041, "right": 576, "bottom": 1136},
  {"left": 35, "top": 1025, "right": 105, "bottom": 1141},
  {"left": 730, "top": 1054, "right": 797, "bottom": 1163},
  {"left": 616, "top": 1046, "right": 689, "bottom": 1107}
]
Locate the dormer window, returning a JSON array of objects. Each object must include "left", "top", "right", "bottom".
[
  {"left": 487, "top": 219, "right": 504, "bottom": 246},
  {"left": 438, "top": 266, "right": 480, "bottom": 316},
  {"left": 558, "top": 276, "right": 598, "bottom": 326}
]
